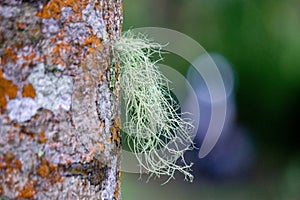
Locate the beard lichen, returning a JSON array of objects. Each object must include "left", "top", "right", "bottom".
[{"left": 112, "top": 31, "right": 194, "bottom": 183}]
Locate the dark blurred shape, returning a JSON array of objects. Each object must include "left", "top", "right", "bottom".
[{"left": 185, "top": 53, "right": 255, "bottom": 180}]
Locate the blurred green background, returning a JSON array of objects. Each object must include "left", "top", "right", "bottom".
[{"left": 121, "top": 0, "right": 300, "bottom": 199}]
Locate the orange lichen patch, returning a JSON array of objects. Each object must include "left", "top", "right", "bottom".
[
  {"left": 20, "top": 127, "right": 35, "bottom": 139},
  {"left": 0, "top": 71, "right": 18, "bottom": 110},
  {"left": 0, "top": 159, "right": 7, "bottom": 169},
  {"left": 83, "top": 36, "right": 104, "bottom": 57},
  {"left": 114, "top": 170, "right": 122, "bottom": 199},
  {"left": 12, "top": 159, "right": 22, "bottom": 171},
  {"left": 82, "top": 36, "right": 103, "bottom": 48},
  {"left": 100, "top": 121, "right": 105, "bottom": 127},
  {"left": 37, "top": 159, "right": 50, "bottom": 179},
  {"left": 19, "top": 131, "right": 25, "bottom": 141},
  {"left": 37, "top": 56, "right": 45, "bottom": 63},
  {"left": 114, "top": 182, "right": 120, "bottom": 198},
  {"left": 49, "top": 163, "right": 57, "bottom": 172},
  {"left": 48, "top": 163, "right": 63, "bottom": 184},
  {"left": 0, "top": 152, "right": 15, "bottom": 169},
  {"left": 0, "top": 184, "right": 3, "bottom": 195},
  {"left": 63, "top": 0, "right": 79, "bottom": 12},
  {"left": 51, "top": 42, "right": 71, "bottom": 67},
  {"left": 82, "top": 37, "right": 95, "bottom": 47},
  {"left": 16, "top": 180, "right": 38, "bottom": 199},
  {"left": 115, "top": 62, "right": 120, "bottom": 80},
  {"left": 110, "top": 127, "right": 117, "bottom": 140},
  {"left": 86, "top": 47, "right": 94, "bottom": 54},
  {"left": 0, "top": 152, "right": 22, "bottom": 173},
  {"left": 36, "top": 0, "right": 89, "bottom": 19},
  {"left": 50, "top": 37, "right": 56, "bottom": 43},
  {"left": 38, "top": 132, "right": 48, "bottom": 144},
  {"left": 4, "top": 176, "right": 13, "bottom": 189},
  {"left": 22, "top": 83, "right": 36, "bottom": 98},
  {"left": 52, "top": 42, "right": 71, "bottom": 56},
  {"left": 110, "top": 118, "right": 121, "bottom": 147},
  {"left": 3, "top": 47, "right": 18, "bottom": 64},
  {"left": 22, "top": 49, "right": 37, "bottom": 62},
  {"left": 36, "top": 0, "right": 61, "bottom": 19},
  {"left": 37, "top": 159, "right": 63, "bottom": 185},
  {"left": 16, "top": 22, "right": 26, "bottom": 30},
  {"left": 0, "top": 56, "right": 4, "bottom": 66}
]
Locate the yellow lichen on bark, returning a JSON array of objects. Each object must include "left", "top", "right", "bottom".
[
  {"left": 36, "top": 0, "right": 89, "bottom": 19},
  {"left": 0, "top": 71, "right": 18, "bottom": 110},
  {"left": 22, "top": 83, "right": 36, "bottom": 98}
]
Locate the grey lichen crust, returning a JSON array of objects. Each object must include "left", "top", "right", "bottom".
[
  {"left": 7, "top": 63, "right": 73, "bottom": 123},
  {"left": 7, "top": 98, "right": 39, "bottom": 123},
  {"left": 101, "top": 155, "right": 118, "bottom": 200},
  {"left": 0, "top": 5, "right": 20, "bottom": 18},
  {"left": 28, "top": 63, "right": 73, "bottom": 112},
  {"left": 82, "top": 3, "right": 107, "bottom": 40},
  {"left": 97, "top": 82, "right": 119, "bottom": 200}
]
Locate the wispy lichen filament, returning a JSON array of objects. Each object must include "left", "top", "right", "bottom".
[{"left": 113, "top": 31, "right": 194, "bottom": 183}]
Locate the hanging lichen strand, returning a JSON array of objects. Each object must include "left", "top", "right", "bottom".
[{"left": 112, "top": 31, "right": 195, "bottom": 183}]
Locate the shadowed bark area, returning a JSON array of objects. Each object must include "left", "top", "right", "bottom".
[{"left": 0, "top": 0, "right": 123, "bottom": 199}]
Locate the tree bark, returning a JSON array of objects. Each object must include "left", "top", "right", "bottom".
[{"left": 0, "top": 0, "right": 123, "bottom": 199}]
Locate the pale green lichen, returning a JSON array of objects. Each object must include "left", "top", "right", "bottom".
[{"left": 112, "top": 31, "right": 194, "bottom": 183}]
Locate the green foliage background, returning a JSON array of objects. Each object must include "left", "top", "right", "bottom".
[{"left": 121, "top": 0, "right": 300, "bottom": 199}]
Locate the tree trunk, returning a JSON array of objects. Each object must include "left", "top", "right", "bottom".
[{"left": 0, "top": 0, "right": 123, "bottom": 199}]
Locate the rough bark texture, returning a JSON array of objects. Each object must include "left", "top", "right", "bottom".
[{"left": 0, "top": 0, "right": 123, "bottom": 199}]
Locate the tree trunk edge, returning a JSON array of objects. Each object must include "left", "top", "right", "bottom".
[{"left": 0, "top": 0, "right": 123, "bottom": 199}]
